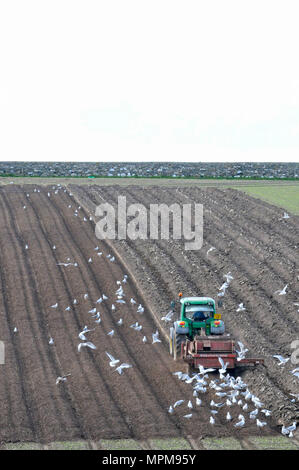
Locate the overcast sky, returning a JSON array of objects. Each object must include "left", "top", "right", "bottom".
[{"left": 0, "top": 1, "right": 299, "bottom": 162}]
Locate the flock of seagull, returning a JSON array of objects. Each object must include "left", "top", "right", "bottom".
[{"left": 13, "top": 184, "right": 298, "bottom": 439}]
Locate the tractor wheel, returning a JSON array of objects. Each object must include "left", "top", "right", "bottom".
[
  {"left": 169, "top": 327, "right": 174, "bottom": 356},
  {"left": 173, "top": 332, "right": 184, "bottom": 361},
  {"left": 210, "top": 323, "right": 225, "bottom": 335}
]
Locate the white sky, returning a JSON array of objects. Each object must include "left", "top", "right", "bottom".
[{"left": 0, "top": 0, "right": 299, "bottom": 163}]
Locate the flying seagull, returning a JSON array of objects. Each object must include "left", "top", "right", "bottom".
[
  {"left": 274, "top": 284, "right": 288, "bottom": 296},
  {"left": 78, "top": 342, "right": 97, "bottom": 352},
  {"left": 105, "top": 352, "right": 120, "bottom": 367}
]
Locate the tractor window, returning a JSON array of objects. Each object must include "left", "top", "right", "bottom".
[{"left": 184, "top": 305, "right": 214, "bottom": 320}]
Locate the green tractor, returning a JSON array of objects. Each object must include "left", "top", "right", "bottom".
[
  {"left": 169, "top": 294, "right": 263, "bottom": 370},
  {"left": 169, "top": 295, "right": 225, "bottom": 360}
]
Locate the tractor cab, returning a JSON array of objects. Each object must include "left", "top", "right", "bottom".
[{"left": 178, "top": 296, "right": 223, "bottom": 337}]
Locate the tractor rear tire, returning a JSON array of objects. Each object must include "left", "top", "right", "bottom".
[
  {"left": 210, "top": 323, "right": 225, "bottom": 335},
  {"left": 173, "top": 332, "right": 184, "bottom": 361}
]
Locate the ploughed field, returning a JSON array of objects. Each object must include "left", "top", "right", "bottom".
[{"left": 0, "top": 183, "right": 298, "bottom": 444}]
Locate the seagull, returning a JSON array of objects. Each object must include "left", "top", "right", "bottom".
[
  {"left": 78, "top": 342, "right": 97, "bottom": 352},
  {"left": 291, "top": 369, "right": 299, "bottom": 378},
  {"left": 251, "top": 396, "right": 264, "bottom": 408},
  {"left": 102, "top": 294, "right": 108, "bottom": 300},
  {"left": 117, "top": 318, "right": 123, "bottom": 326},
  {"left": 168, "top": 405, "right": 174, "bottom": 414},
  {"left": 105, "top": 352, "right": 120, "bottom": 367},
  {"left": 173, "top": 400, "right": 184, "bottom": 408},
  {"left": 274, "top": 284, "right": 288, "bottom": 295},
  {"left": 49, "top": 338, "right": 54, "bottom": 345},
  {"left": 282, "top": 212, "right": 290, "bottom": 219},
  {"left": 96, "top": 297, "right": 103, "bottom": 304},
  {"left": 236, "top": 342, "right": 248, "bottom": 361},
  {"left": 107, "top": 330, "right": 115, "bottom": 337},
  {"left": 161, "top": 311, "right": 174, "bottom": 323},
  {"left": 65, "top": 306, "right": 71, "bottom": 311},
  {"left": 111, "top": 304, "right": 116, "bottom": 311},
  {"left": 115, "top": 363, "right": 132, "bottom": 375},
  {"left": 25, "top": 244, "right": 29, "bottom": 250},
  {"left": 234, "top": 415, "right": 245, "bottom": 428},
  {"left": 110, "top": 256, "right": 115, "bottom": 262},
  {"left": 236, "top": 303, "right": 246, "bottom": 312},
  {"left": 187, "top": 400, "right": 193, "bottom": 409},
  {"left": 83, "top": 294, "right": 89, "bottom": 300},
  {"left": 226, "top": 412, "right": 232, "bottom": 421},
  {"left": 89, "top": 308, "right": 97, "bottom": 314},
  {"left": 183, "top": 414, "right": 193, "bottom": 419},
  {"left": 152, "top": 330, "right": 161, "bottom": 344},
  {"left": 56, "top": 376, "right": 67, "bottom": 385},
  {"left": 55, "top": 373, "right": 71, "bottom": 385},
  {"left": 137, "top": 304, "right": 144, "bottom": 314},
  {"left": 273, "top": 355, "right": 290, "bottom": 366},
  {"left": 13, "top": 327, "right": 18, "bottom": 333},
  {"left": 142, "top": 336, "right": 147, "bottom": 343},
  {"left": 130, "top": 298, "right": 136, "bottom": 305},
  {"left": 50, "top": 303, "right": 58, "bottom": 309},
  {"left": 198, "top": 365, "right": 216, "bottom": 375},
  {"left": 88, "top": 258, "right": 92, "bottom": 263},
  {"left": 73, "top": 299, "right": 78, "bottom": 305},
  {"left": 210, "top": 416, "right": 215, "bottom": 425},
  {"left": 218, "top": 357, "right": 229, "bottom": 377}
]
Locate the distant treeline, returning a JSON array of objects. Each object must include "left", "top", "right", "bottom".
[{"left": 0, "top": 173, "right": 298, "bottom": 181}]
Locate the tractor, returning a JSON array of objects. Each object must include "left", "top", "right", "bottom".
[{"left": 169, "top": 294, "right": 263, "bottom": 370}]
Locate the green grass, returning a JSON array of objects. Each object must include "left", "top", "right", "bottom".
[
  {"left": 248, "top": 436, "right": 299, "bottom": 450},
  {"left": 48, "top": 440, "right": 90, "bottom": 450},
  {"left": 202, "top": 437, "right": 243, "bottom": 450},
  {"left": 149, "top": 438, "right": 191, "bottom": 450},
  {"left": 100, "top": 439, "right": 142, "bottom": 450},
  {"left": 235, "top": 184, "right": 299, "bottom": 214},
  {"left": 4, "top": 442, "right": 43, "bottom": 450}
]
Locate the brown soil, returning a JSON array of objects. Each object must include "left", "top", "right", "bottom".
[{"left": 0, "top": 183, "right": 297, "bottom": 443}]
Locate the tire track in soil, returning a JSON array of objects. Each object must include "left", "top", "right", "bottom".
[
  {"left": 0, "top": 189, "right": 45, "bottom": 441},
  {"left": 124, "top": 184, "right": 299, "bottom": 345},
  {"left": 16, "top": 188, "right": 100, "bottom": 440},
  {"left": 124, "top": 185, "right": 299, "bottom": 405},
  {"left": 26, "top": 188, "right": 133, "bottom": 439},
  {"left": 162, "top": 186, "right": 299, "bottom": 333},
  {"left": 29, "top": 185, "right": 203, "bottom": 440},
  {"left": 1, "top": 189, "right": 89, "bottom": 441},
  {"left": 96, "top": 184, "right": 293, "bottom": 354},
  {"left": 46, "top": 187, "right": 202, "bottom": 439}
]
